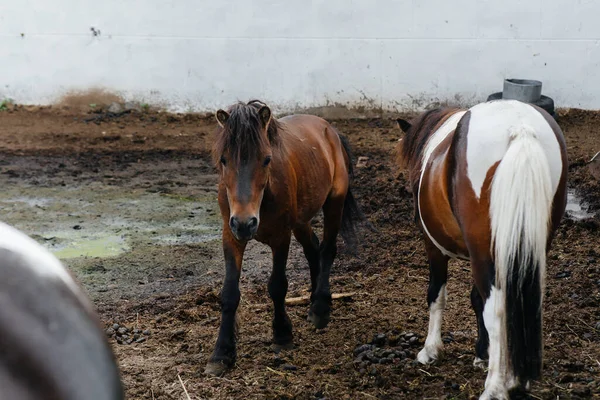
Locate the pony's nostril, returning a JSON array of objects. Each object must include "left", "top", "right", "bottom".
[
  {"left": 248, "top": 217, "right": 258, "bottom": 229},
  {"left": 229, "top": 217, "right": 238, "bottom": 230}
]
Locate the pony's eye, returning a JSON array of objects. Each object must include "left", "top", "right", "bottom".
[
  {"left": 220, "top": 156, "right": 227, "bottom": 166},
  {"left": 263, "top": 156, "right": 272, "bottom": 167}
]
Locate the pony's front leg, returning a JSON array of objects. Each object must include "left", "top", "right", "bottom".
[
  {"left": 205, "top": 228, "right": 246, "bottom": 376},
  {"left": 269, "top": 232, "right": 293, "bottom": 351},
  {"left": 417, "top": 239, "right": 449, "bottom": 364}
]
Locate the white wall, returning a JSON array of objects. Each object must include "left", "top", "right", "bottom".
[{"left": 1, "top": 0, "right": 600, "bottom": 112}]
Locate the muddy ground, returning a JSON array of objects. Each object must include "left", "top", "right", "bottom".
[{"left": 0, "top": 105, "right": 598, "bottom": 399}]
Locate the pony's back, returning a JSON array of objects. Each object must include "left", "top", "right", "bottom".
[{"left": 0, "top": 223, "right": 123, "bottom": 400}]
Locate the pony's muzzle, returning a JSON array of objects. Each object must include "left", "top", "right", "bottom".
[{"left": 229, "top": 215, "right": 258, "bottom": 241}]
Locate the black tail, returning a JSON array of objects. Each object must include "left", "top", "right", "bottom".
[
  {"left": 506, "top": 246, "right": 543, "bottom": 384},
  {"left": 337, "top": 133, "right": 374, "bottom": 248}
]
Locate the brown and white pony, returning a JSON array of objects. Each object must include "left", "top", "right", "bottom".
[
  {"left": 396, "top": 100, "right": 567, "bottom": 399},
  {"left": 205, "top": 100, "right": 366, "bottom": 376},
  {"left": 0, "top": 222, "right": 124, "bottom": 400}
]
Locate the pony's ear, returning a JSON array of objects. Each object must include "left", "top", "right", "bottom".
[
  {"left": 258, "top": 106, "right": 272, "bottom": 128},
  {"left": 396, "top": 118, "right": 412, "bottom": 133},
  {"left": 216, "top": 109, "right": 229, "bottom": 127}
]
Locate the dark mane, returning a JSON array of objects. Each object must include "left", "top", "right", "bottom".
[
  {"left": 212, "top": 100, "right": 283, "bottom": 165},
  {"left": 398, "top": 107, "right": 461, "bottom": 170}
]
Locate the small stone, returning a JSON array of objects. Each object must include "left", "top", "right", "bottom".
[
  {"left": 409, "top": 336, "right": 418, "bottom": 344},
  {"left": 369, "top": 367, "right": 378, "bottom": 376},
  {"left": 124, "top": 101, "right": 142, "bottom": 112},
  {"left": 356, "top": 156, "right": 370, "bottom": 168},
  {"left": 282, "top": 364, "right": 297, "bottom": 371},
  {"left": 133, "top": 328, "right": 141, "bottom": 334},
  {"left": 112, "top": 323, "right": 120, "bottom": 330},
  {"left": 356, "top": 351, "right": 369, "bottom": 361},
  {"left": 379, "top": 358, "right": 392, "bottom": 364},
  {"left": 126, "top": 339, "right": 133, "bottom": 345},
  {"left": 72, "top": 225, "right": 82, "bottom": 230},
  {"left": 133, "top": 334, "right": 140, "bottom": 340},
  {"left": 108, "top": 102, "right": 123, "bottom": 113},
  {"left": 117, "top": 327, "right": 128, "bottom": 335},
  {"left": 452, "top": 383, "right": 460, "bottom": 390},
  {"left": 365, "top": 351, "right": 377, "bottom": 362},
  {"left": 372, "top": 333, "right": 387, "bottom": 346},
  {"left": 387, "top": 353, "right": 396, "bottom": 359},
  {"left": 143, "top": 330, "right": 151, "bottom": 336},
  {"left": 136, "top": 337, "right": 147, "bottom": 343},
  {"left": 354, "top": 344, "right": 372, "bottom": 356},
  {"left": 555, "top": 271, "right": 571, "bottom": 279},
  {"left": 404, "top": 332, "right": 415, "bottom": 339},
  {"left": 121, "top": 334, "right": 129, "bottom": 341},
  {"left": 105, "top": 328, "right": 115, "bottom": 337}
]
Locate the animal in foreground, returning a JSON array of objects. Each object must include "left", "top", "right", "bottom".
[
  {"left": 205, "top": 100, "right": 366, "bottom": 376},
  {"left": 396, "top": 99, "right": 567, "bottom": 399},
  {"left": 0, "top": 222, "right": 124, "bottom": 400}
]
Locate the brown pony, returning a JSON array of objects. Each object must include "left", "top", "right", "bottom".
[
  {"left": 205, "top": 100, "right": 366, "bottom": 376},
  {"left": 396, "top": 100, "right": 567, "bottom": 399}
]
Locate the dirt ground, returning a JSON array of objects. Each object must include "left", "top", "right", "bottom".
[{"left": 0, "top": 104, "right": 598, "bottom": 400}]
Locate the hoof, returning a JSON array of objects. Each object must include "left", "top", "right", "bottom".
[
  {"left": 473, "top": 357, "right": 487, "bottom": 370},
  {"left": 204, "top": 361, "right": 230, "bottom": 377},
  {"left": 307, "top": 310, "right": 330, "bottom": 329},
  {"left": 479, "top": 388, "right": 509, "bottom": 400},
  {"left": 417, "top": 346, "right": 440, "bottom": 364},
  {"left": 271, "top": 342, "right": 295, "bottom": 353}
]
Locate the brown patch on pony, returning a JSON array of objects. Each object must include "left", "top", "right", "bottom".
[
  {"left": 395, "top": 107, "right": 462, "bottom": 193},
  {"left": 212, "top": 100, "right": 284, "bottom": 166},
  {"left": 418, "top": 130, "right": 468, "bottom": 257},
  {"left": 531, "top": 104, "right": 569, "bottom": 248}
]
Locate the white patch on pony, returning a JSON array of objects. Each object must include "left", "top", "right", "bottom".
[
  {"left": 418, "top": 111, "right": 468, "bottom": 259},
  {"left": 480, "top": 286, "right": 509, "bottom": 400},
  {"left": 0, "top": 222, "right": 80, "bottom": 294},
  {"left": 418, "top": 284, "right": 447, "bottom": 364},
  {"left": 466, "top": 100, "right": 562, "bottom": 200}
]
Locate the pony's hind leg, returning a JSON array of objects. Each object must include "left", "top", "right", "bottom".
[
  {"left": 293, "top": 223, "right": 321, "bottom": 294},
  {"left": 268, "top": 232, "right": 294, "bottom": 351},
  {"left": 417, "top": 238, "right": 450, "bottom": 364},
  {"left": 471, "top": 284, "right": 489, "bottom": 369},
  {"left": 308, "top": 195, "right": 344, "bottom": 329},
  {"left": 472, "top": 258, "right": 509, "bottom": 400}
]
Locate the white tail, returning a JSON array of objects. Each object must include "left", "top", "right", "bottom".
[{"left": 489, "top": 124, "right": 554, "bottom": 383}]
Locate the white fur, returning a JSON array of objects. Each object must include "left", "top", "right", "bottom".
[
  {"left": 481, "top": 286, "right": 508, "bottom": 400},
  {"left": 0, "top": 222, "right": 80, "bottom": 294},
  {"left": 489, "top": 122, "right": 553, "bottom": 296},
  {"left": 466, "top": 100, "right": 562, "bottom": 199},
  {"left": 418, "top": 284, "right": 447, "bottom": 364},
  {"left": 418, "top": 111, "right": 468, "bottom": 259}
]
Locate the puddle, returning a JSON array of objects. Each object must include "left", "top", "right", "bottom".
[
  {"left": 49, "top": 234, "right": 130, "bottom": 259},
  {"left": 566, "top": 190, "right": 594, "bottom": 220},
  {"left": 0, "top": 186, "right": 221, "bottom": 260}
]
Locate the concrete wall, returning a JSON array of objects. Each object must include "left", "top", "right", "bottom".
[{"left": 1, "top": 0, "right": 599, "bottom": 112}]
